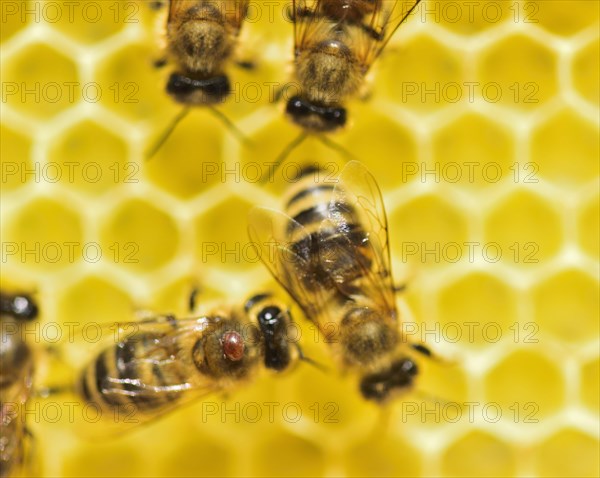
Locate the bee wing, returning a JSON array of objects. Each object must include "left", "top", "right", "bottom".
[
  {"left": 168, "top": 0, "right": 249, "bottom": 32},
  {"left": 248, "top": 206, "right": 334, "bottom": 327},
  {"left": 292, "top": 0, "right": 334, "bottom": 56},
  {"left": 80, "top": 317, "right": 222, "bottom": 435},
  {"left": 224, "top": 0, "right": 249, "bottom": 33},
  {"left": 356, "top": 0, "right": 422, "bottom": 72},
  {"left": 59, "top": 314, "right": 211, "bottom": 348},
  {"left": 321, "top": 160, "right": 397, "bottom": 316},
  {"left": 168, "top": 0, "right": 192, "bottom": 21}
]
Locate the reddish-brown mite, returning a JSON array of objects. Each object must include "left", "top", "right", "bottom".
[{"left": 222, "top": 331, "right": 245, "bottom": 361}]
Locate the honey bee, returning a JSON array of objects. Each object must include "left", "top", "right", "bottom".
[
  {"left": 148, "top": 0, "right": 250, "bottom": 157},
  {"left": 249, "top": 161, "right": 431, "bottom": 402},
  {"left": 1, "top": 292, "right": 38, "bottom": 477},
  {"left": 76, "top": 293, "right": 305, "bottom": 426},
  {"left": 270, "top": 0, "right": 422, "bottom": 174}
]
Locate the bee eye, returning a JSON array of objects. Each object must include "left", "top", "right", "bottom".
[
  {"left": 258, "top": 306, "right": 282, "bottom": 327},
  {"left": 244, "top": 293, "right": 270, "bottom": 313},
  {"left": 12, "top": 295, "right": 38, "bottom": 321},
  {"left": 167, "top": 73, "right": 193, "bottom": 94},
  {"left": 286, "top": 96, "right": 311, "bottom": 116},
  {"left": 400, "top": 359, "right": 418, "bottom": 376},
  {"left": 324, "top": 107, "right": 346, "bottom": 126}
]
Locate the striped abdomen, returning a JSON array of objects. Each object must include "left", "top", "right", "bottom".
[
  {"left": 0, "top": 401, "right": 25, "bottom": 478},
  {"left": 285, "top": 171, "right": 373, "bottom": 299},
  {"left": 284, "top": 171, "right": 396, "bottom": 367},
  {"left": 0, "top": 317, "right": 32, "bottom": 478},
  {"left": 79, "top": 332, "right": 188, "bottom": 415}
]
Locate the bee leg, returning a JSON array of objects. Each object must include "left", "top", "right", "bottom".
[
  {"left": 317, "top": 135, "right": 359, "bottom": 163},
  {"left": 165, "top": 314, "right": 178, "bottom": 329},
  {"left": 134, "top": 308, "right": 160, "bottom": 321},
  {"left": 410, "top": 343, "right": 454, "bottom": 365},
  {"left": 411, "top": 343, "right": 432, "bottom": 357},
  {"left": 235, "top": 60, "right": 256, "bottom": 71},
  {"left": 292, "top": 6, "right": 315, "bottom": 21},
  {"left": 149, "top": 1, "right": 165, "bottom": 11},
  {"left": 272, "top": 84, "right": 288, "bottom": 103},
  {"left": 393, "top": 283, "right": 407, "bottom": 293},
  {"left": 34, "top": 384, "right": 73, "bottom": 398},
  {"left": 361, "top": 24, "right": 384, "bottom": 41},
  {"left": 188, "top": 289, "right": 198, "bottom": 313},
  {"left": 153, "top": 57, "right": 168, "bottom": 69},
  {"left": 132, "top": 309, "right": 178, "bottom": 331},
  {"left": 22, "top": 426, "right": 37, "bottom": 474},
  {"left": 188, "top": 286, "right": 201, "bottom": 313}
]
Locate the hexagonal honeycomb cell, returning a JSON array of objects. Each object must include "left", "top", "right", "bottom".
[
  {"left": 441, "top": 430, "right": 516, "bottom": 478},
  {"left": 1, "top": 42, "right": 79, "bottom": 119},
  {"left": 345, "top": 434, "right": 423, "bottom": 477},
  {"left": 432, "top": 113, "right": 515, "bottom": 190},
  {"left": 1, "top": 125, "right": 33, "bottom": 192},
  {"left": 95, "top": 42, "right": 172, "bottom": 122},
  {"left": 50, "top": 0, "right": 132, "bottom": 44},
  {"left": 48, "top": 120, "right": 130, "bottom": 196},
  {"left": 342, "top": 110, "right": 417, "bottom": 190},
  {"left": 532, "top": 269, "right": 599, "bottom": 344},
  {"left": 436, "top": 272, "right": 516, "bottom": 349},
  {"left": 484, "top": 190, "right": 562, "bottom": 266},
  {"left": 145, "top": 113, "right": 225, "bottom": 199},
  {"left": 100, "top": 198, "right": 179, "bottom": 273},
  {"left": 2, "top": 197, "right": 83, "bottom": 272},
  {"left": 388, "top": 194, "right": 469, "bottom": 269},
  {"left": 0, "top": 1, "right": 30, "bottom": 42},
  {"left": 58, "top": 275, "right": 132, "bottom": 327},
  {"left": 378, "top": 34, "right": 464, "bottom": 113},
  {"left": 477, "top": 34, "right": 558, "bottom": 110},
  {"left": 253, "top": 432, "right": 326, "bottom": 477},
  {"left": 579, "top": 194, "right": 599, "bottom": 259},
  {"left": 193, "top": 196, "right": 257, "bottom": 271},
  {"left": 535, "top": 428, "right": 600, "bottom": 477},
  {"left": 580, "top": 357, "right": 599, "bottom": 413},
  {"left": 1, "top": 1, "right": 599, "bottom": 477},
  {"left": 485, "top": 350, "right": 565, "bottom": 420},
  {"left": 573, "top": 40, "right": 600, "bottom": 106},
  {"left": 531, "top": 109, "right": 600, "bottom": 186},
  {"left": 429, "top": 1, "right": 512, "bottom": 35},
  {"left": 535, "top": 0, "right": 600, "bottom": 36}
]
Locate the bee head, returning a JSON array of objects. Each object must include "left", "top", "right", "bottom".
[
  {"left": 1, "top": 293, "right": 38, "bottom": 321},
  {"left": 167, "top": 73, "right": 231, "bottom": 105},
  {"left": 359, "top": 358, "right": 419, "bottom": 403},
  {"left": 286, "top": 96, "right": 347, "bottom": 132},
  {"left": 245, "top": 294, "right": 294, "bottom": 372}
]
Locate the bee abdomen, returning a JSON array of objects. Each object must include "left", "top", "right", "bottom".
[{"left": 79, "top": 334, "right": 183, "bottom": 414}]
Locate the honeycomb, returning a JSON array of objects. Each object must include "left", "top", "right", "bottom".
[{"left": 1, "top": 1, "right": 598, "bottom": 477}]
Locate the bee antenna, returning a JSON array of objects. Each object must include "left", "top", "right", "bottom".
[
  {"left": 317, "top": 135, "right": 358, "bottom": 163},
  {"left": 146, "top": 107, "right": 191, "bottom": 160},
  {"left": 188, "top": 286, "right": 201, "bottom": 313},
  {"left": 295, "top": 343, "right": 328, "bottom": 373},
  {"left": 35, "top": 384, "right": 73, "bottom": 398},
  {"left": 260, "top": 131, "right": 308, "bottom": 183},
  {"left": 411, "top": 389, "right": 455, "bottom": 408},
  {"left": 207, "top": 105, "right": 251, "bottom": 145}
]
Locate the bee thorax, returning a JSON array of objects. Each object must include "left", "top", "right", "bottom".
[
  {"left": 169, "top": 22, "right": 232, "bottom": 75},
  {"left": 340, "top": 308, "right": 397, "bottom": 367},
  {"left": 297, "top": 41, "right": 359, "bottom": 105}
]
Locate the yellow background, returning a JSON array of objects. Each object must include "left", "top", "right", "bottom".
[{"left": 0, "top": 1, "right": 598, "bottom": 476}]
